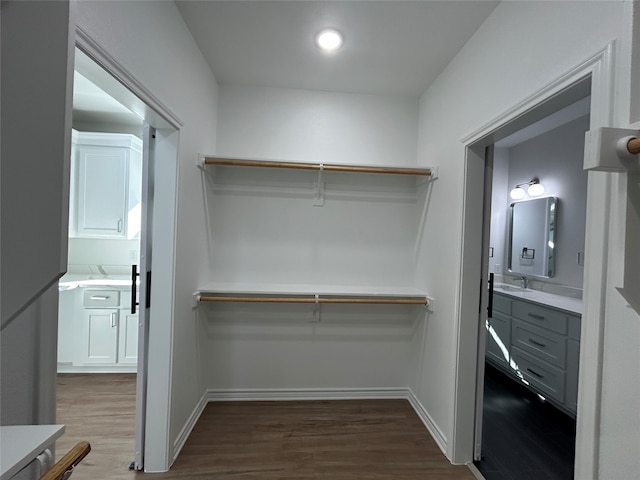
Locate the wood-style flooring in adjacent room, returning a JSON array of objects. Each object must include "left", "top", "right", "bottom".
[
  {"left": 474, "top": 363, "right": 576, "bottom": 480},
  {"left": 56, "top": 374, "right": 477, "bottom": 479}
]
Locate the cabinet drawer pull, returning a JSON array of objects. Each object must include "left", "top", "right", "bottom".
[
  {"left": 526, "top": 367, "right": 544, "bottom": 378},
  {"left": 110, "top": 312, "right": 117, "bottom": 328},
  {"left": 90, "top": 295, "right": 110, "bottom": 300},
  {"left": 527, "top": 313, "right": 545, "bottom": 320},
  {"left": 528, "top": 338, "right": 546, "bottom": 348}
]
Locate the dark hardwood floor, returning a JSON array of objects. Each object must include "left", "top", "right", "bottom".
[
  {"left": 474, "top": 363, "right": 576, "bottom": 480},
  {"left": 57, "top": 374, "right": 477, "bottom": 479}
]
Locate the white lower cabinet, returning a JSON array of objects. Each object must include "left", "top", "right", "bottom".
[
  {"left": 82, "top": 308, "right": 119, "bottom": 364},
  {"left": 58, "top": 287, "right": 138, "bottom": 372},
  {"left": 486, "top": 292, "right": 581, "bottom": 416},
  {"left": 118, "top": 311, "right": 139, "bottom": 365}
]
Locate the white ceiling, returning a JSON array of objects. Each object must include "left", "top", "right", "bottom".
[{"left": 176, "top": 0, "right": 499, "bottom": 97}]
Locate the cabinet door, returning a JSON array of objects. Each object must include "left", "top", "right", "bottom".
[
  {"left": 81, "top": 309, "right": 118, "bottom": 364},
  {"left": 118, "top": 311, "right": 139, "bottom": 364},
  {"left": 486, "top": 311, "right": 511, "bottom": 368},
  {"left": 76, "top": 146, "right": 128, "bottom": 237}
]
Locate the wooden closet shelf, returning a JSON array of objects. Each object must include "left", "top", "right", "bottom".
[
  {"left": 199, "top": 155, "right": 437, "bottom": 178},
  {"left": 198, "top": 294, "right": 428, "bottom": 306},
  {"left": 193, "top": 285, "right": 431, "bottom": 308}
]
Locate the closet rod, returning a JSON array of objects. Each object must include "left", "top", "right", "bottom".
[
  {"left": 627, "top": 137, "right": 640, "bottom": 155},
  {"left": 203, "top": 157, "right": 433, "bottom": 177},
  {"left": 198, "top": 295, "right": 428, "bottom": 306}
]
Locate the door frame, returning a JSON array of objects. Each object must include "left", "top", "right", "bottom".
[
  {"left": 74, "top": 27, "right": 182, "bottom": 472},
  {"left": 451, "top": 43, "right": 615, "bottom": 479}
]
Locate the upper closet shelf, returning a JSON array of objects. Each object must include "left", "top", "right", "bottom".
[
  {"left": 198, "top": 155, "right": 438, "bottom": 179},
  {"left": 193, "top": 283, "right": 432, "bottom": 309}
]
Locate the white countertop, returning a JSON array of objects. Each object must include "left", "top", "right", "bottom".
[
  {"left": 494, "top": 283, "right": 582, "bottom": 315},
  {"left": 59, "top": 274, "right": 138, "bottom": 291},
  {"left": 0, "top": 425, "right": 65, "bottom": 480}
]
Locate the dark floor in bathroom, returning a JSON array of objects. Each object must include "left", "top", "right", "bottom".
[{"left": 474, "top": 363, "right": 576, "bottom": 480}]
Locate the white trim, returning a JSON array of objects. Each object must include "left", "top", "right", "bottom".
[
  {"left": 462, "top": 42, "right": 614, "bottom": 146},
  {"left": 406, "top": 389, "right": 448, "bottom": 457},
  {"left": 56, "top": 365, "right": 136, "bottom": 374},
  {"left": 206, "top": 387, "right": 409, "bottom": 402},
  {"left": 456, "top": 42, "right": 615, "bottom": 473},
  {"left": 172, "top": 391, "right": 208, "bottom": 465},
  {"left": 467, "top": 463, "right": 487, "bottom": 480},
  {"left": 72, "top": 29, "right": 183, "bottom": 474},
  {"left": 75, "top": 26, "right": 183, "bottom": 130}
]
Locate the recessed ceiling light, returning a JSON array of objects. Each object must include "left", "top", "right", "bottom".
[{"left": 316, "top": 29, "right": 343, "bottom": 52}]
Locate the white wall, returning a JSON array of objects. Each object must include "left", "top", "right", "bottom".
[
  {"left": 505, "top": 115, "right": 589, "bottom": 288},
  {"left": 201, "top": 85, "right": 423, "bottom": 392},
  {"left": 75, "top": 0, "right": 219, "bottom": 471},
  {"left": 0, "top": 5, "right": 73, "bottom": 464},
  {"left": 1, "top": 0, "right": 74, "bottom": 328},
  {"left": 414, "top": 1, "right": 637, "bottom": 475},
  {"left": 216, "top": 85, "right": 418, "bottom": 165}
]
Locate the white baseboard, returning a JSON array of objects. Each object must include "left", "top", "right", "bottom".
[
  {"left": 57, "top": 364, "right": 137, "bottom": 374},
  {"left": 172, "top": 390, "right": 209, "bottom": 463},
  {"left": 206, "top": 387, "right": 409, "bottom": 402},
  {"left": 406, "top": 388, "right": 448, "bottom": 455}
]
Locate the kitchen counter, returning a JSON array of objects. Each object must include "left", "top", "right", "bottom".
[
  {"left": 494, "top": 283, "right": 582, "bottom": 315},
  {"left": 59, "top": 274, "right": 138, "bottom": 291}
]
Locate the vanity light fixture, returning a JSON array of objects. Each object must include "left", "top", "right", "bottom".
[
  {"left": 316, "top": 29, "right": 343, "bottom": 52},
  {"left": 510, "top": 177, "right": 544, "bottom": 200}
]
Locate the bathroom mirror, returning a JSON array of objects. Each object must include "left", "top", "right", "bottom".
[{"left": 508, "top": 197, "right": 557, "bottom": 278}]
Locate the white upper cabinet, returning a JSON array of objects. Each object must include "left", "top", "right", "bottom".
[{"left": 70, "top": 130, "right": 143, "bottom": 239}]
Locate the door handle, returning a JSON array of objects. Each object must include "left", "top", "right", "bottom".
[
  {"left": 131, "top": 265, "right": 139, "bottom": 314},
  {"left": 131, "top": 265, "right": 151, "bottom": 313},
  {"left": 487, "top": 272, "right": 494, "bottom": 318}
]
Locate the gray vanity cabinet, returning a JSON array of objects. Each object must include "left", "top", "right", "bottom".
[
  {"left": 486, "top": 292, "right": 581, "bottom": 416},
  {"left": 486, "top": 295, "right": 512, "bottom": 368}
]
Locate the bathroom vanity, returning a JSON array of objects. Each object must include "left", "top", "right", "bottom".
[{"left": 486, "top": 284, "right": 582, "bottom": 416}]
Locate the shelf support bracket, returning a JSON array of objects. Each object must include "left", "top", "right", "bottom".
[
  {"left": 312, "top": 294, "right": 321, "bottom": 322},
  {"left": 313, "top": 164, "right": 325, "bottom": 206}
]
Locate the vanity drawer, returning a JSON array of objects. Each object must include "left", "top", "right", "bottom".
[
  {"left": 83, "top": 289, "right": 120, "bottom": 308},
  {"left": 511, "top": 346, "right": 565, "bottom": 403},
  {"left": 493, "top": 293, "right": 512, "bottom": 315},
  {"left": 512, "top": 319, "right": 567, "bottom": 368},
  {"left": 512, "top": 301, "right": 568, "bottom": 335}
]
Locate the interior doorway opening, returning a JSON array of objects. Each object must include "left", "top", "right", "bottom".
[
  {"left": 56, "top": 45, "right": 179, "bottom": 473},
  {"left": 474, "top": 88, "right": 591, "bottom": 479}
]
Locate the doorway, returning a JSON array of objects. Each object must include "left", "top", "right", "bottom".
[
  {"left": 55, "top": 44, "right": 180, "bottom": 472},
  {"left": 475, "top": 95, "right": 590, "bottom": 479},
  {"left": 56, "top": 47, "right": 147, "bottom": 473},
  {"left": 451, "top": 44, "right": 616, "bottom": 474}
]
